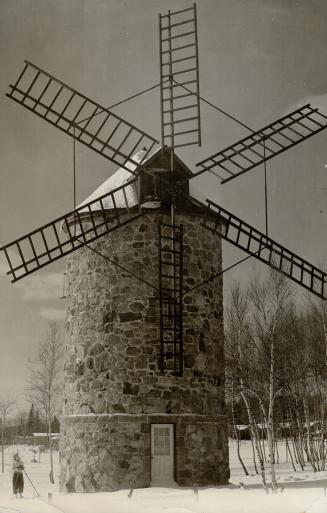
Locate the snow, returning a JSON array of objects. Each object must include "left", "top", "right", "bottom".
[
  {"left": 77, "top": 149, "right": 147, "bottom": 212},
  {"left": 0, "top": 440, "right": 326, "bottom": 513}
]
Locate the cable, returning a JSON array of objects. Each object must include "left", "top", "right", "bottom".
[
  {"left": 184, "top": 253, "right": 254, "bottom": 296},
  {"left": 264, "top": 139, "right": 269, "bottom": 236},
  {"left": 77, "top": 238, "right": 158, "bottom": 291},
  {"left": 75, "top": 80, "right": 167, "bottom": 126},
  {"left": 73, "top": 126, "right": 76, "bottom": 211},
  {"left": 172, "top": 78, "right": 257, "bottom": 134},
  {"left": 185, "top": 244, "right": 270, "bottom": 296},
  {"left": 171, "top": 78, "right": 271, "bottom": 238}
]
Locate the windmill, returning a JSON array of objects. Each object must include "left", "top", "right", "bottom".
[{"left": 1, "top": 3, "right": 326, "bottom": 490}]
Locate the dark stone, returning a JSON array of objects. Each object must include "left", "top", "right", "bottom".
[
  {"left": 119, "top": 312, "right": 142, "bottom": 323},
  {"left": 165, "top": 401, "right": 173, "bottom": 413},
  {"left": 126, "top": 346, "right": 138, "bottom": 356},
  {"left": 123, "top": 382, "right": 139, "bottom": 395},
  {"left": 89, "top": 343, "right": 104, "bottom": 356},
  {"left": 187, "top": 305, "right": 199, "bottom": 313},
  {"left": 203, "top": 319, "right": 210, "bottom": 330},
  {"left": 129, "top": 301, "right": 144, "bottom": 312},
  {"left": 199, "top": 333, "right": 206, "bottom": 353},
  {"left": 135, "top": 356, "right": 146, "bottom": 369},
  {"left": 184, "top": 354, "right": 195, "bottom": 368},
  {"left": 139, "top": 223, "right": 148, "bottom": 232},
  {"left": 75, "top": 360, "right": 85, "bottom": 376},
  {"left": 95, "top": 352, "right": 110, "bottom": 372},
  {"left": 85, "top": 357, "right": 94, "bottom": 370},
  {"left": 112, "top": 403, "right": 126, "bottom": 413},
  {"left": 118, "top": 460, "right": 130, "bottom": 469},
  {"left": 132, "top": 242, "right": 144, "bottom": 248},
  {"left": 103, "top": 310, "right": 117, "bottom": 324}
]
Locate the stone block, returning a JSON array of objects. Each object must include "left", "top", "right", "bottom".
[
  {"left": 129, "top": 301, "right": 144, "bottom": 312},
  {"left": 119, "top": 312, "right": 142, "bottom": 322},
  {"left": 89, "top": 342, "right": 104, "bottom": 356},
  {"left": 123, "top": 382, "right": 139, "bottom": 395}
]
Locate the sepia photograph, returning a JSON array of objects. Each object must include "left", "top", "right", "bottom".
[{"left": 0, "top": 1, "right": 326, "bottom": 512}]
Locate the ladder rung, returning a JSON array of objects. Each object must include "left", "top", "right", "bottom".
[
  {"left": 163, "top": 116, "right": 198, "bottom": 126},
  {"left": 162, "top": 68, "right": 197, "bottom": 80},
  {"left": 163, "top": 103, "right": 197, "bottom": 114},
  {"left": 163, "top": 351, "right": 181, "bottom": 356},
  {"left": 160, "top": 235, "right": 180, "bottom": 241},
  {"left": 164, "top": 18, "right": 194, "bottom": 30},
  {"left": 162, "top": 55, "right": 196, "bottom": 67},
  {"left": 161, "top": 248, "right": 181, "bottom": 254},
  {"left": 162, "top": 79, "right": 197, "bottom": 91},
  {"left": 160, "top": 222, "right": 180, "bottom": 229},
  {"left": 162, "top": 92, "right": 195, "bottom": 102},
  {"left": 158, "top": 296, "right": 178, "bottom": 302},
  {"left": 161, "top": 30, "right": 196, "bottom": 42},
  {"left": 161, "top": 42, "right": 196, "bottom": 55},
  {"left": 160, "top": 6, "right": 194, "bottom": 18}
]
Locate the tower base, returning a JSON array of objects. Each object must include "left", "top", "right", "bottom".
[{"left": 60, "top": 413, "right": 230, "bottom": 492}]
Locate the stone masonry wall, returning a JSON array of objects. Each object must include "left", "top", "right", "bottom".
[
  {"left": 60, "top": 414, "right": 229, "bottom": 492},
  {"left": 60, "top": 211, "right": 229, "bottom": 491}
]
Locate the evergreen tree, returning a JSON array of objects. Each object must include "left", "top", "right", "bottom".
[
  {"left": 51, "top": 415, "right": 60, "bottom": 432},
  {"left": 26, "top": 404, "right": 36, "bottom": 435},
  {"left": 34, "top": 408, "right": 41, "bottom": 433}
]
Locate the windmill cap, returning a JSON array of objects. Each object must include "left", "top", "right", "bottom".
[{"left": 76, "top": 149, "right": 147, "bottom": 212}]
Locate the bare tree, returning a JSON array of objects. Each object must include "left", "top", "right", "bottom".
[
  {"left": 225, "top": 282, "right": 267, "bottom": 489},
  {"left": 0, "top": 398, "right": 15, "bottom": 472},
  {"left": 249, "top": 269, "right": 293, "bottom": 492},
  {"left": 303, "top": 288, "right": 327, "bottom": 471},
  {"left": 28, "top": 322, "right": 63, "bottom": 483}
]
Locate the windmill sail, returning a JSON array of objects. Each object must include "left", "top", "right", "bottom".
[
  {"left": 159, "top": 4, "right": 201, "bottom": 149},
  {"left": 193, "top": 197, "right": 326, "bottom": 299},
  {"left": 193, "top": 104, "right": 327, "bottom": 183},
  {"left": 7, "top": 61, "right": 159, "bottom": 172},
  {"left": 1, "top": 179, "right": 143, "bottom": 283}
]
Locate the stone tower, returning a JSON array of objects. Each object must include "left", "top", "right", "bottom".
[{"left": 60, "top": 147, "right": 229, "bottom": 492}]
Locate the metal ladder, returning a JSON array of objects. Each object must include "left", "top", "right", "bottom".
[{"left": 158, "top": 221, "right": 184, "bottom": 375}]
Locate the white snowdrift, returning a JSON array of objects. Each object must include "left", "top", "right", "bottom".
[{"left": 0, "top": 440, "right": 326, "bottom": 513}]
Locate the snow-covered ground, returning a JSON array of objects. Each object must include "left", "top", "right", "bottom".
[{"left": 0, "top": 440, "right": 326, "bottom": 513}]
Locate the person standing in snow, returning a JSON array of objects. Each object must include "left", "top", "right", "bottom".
[{"left": 12, "top": 452, "right": 24, "bottom": 498}]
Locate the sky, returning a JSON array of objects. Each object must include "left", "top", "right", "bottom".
[{"left": 0, "top": 0, "right": 326, "bottom": 407}]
